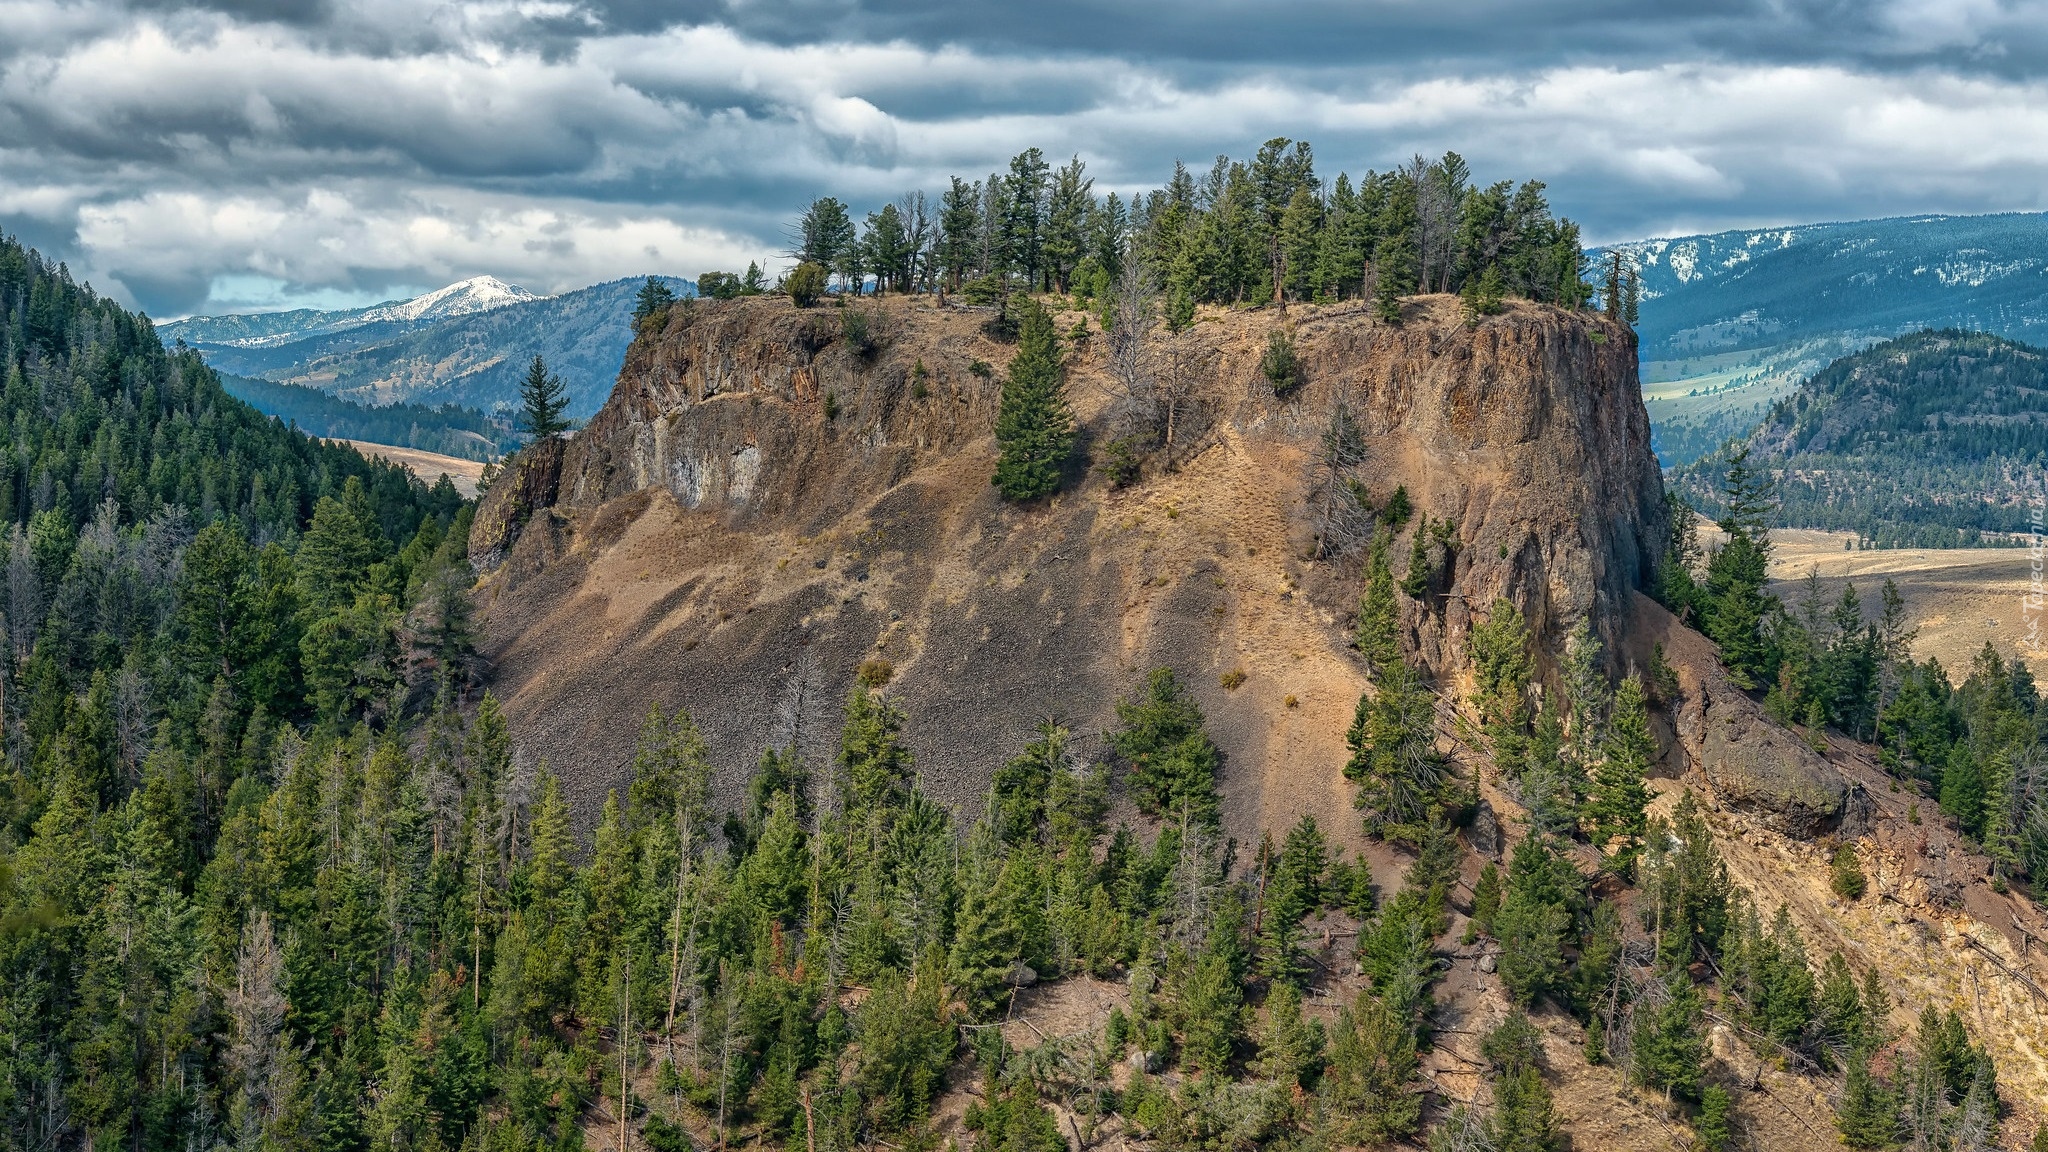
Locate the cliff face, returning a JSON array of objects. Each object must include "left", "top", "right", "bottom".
[{"left": 471, "top": 294, "right": 1666, "bottom": 832}]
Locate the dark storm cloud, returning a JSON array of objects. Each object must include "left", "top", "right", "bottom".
[{"left": 1, "top": 0, "right": 2045, "bottom": 317}]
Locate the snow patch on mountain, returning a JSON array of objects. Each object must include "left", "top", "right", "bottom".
[{"left": 358, "top": 276, "right": 543, "bottom": 324}]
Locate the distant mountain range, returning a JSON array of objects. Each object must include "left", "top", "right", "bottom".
[
  {"left": 161, "top": 274, "right": 693, "bottom": 418},
  {"left": 162, "top": 275, "right": 543, "bottom": 348},
  {"left": 1591, "top": 212, "right": 2048, "bottom": 466}
]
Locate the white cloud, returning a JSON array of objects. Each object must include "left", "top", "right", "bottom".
[
  {"left": 75, "top": 185, "right": 760, "bottom": 305},
  {"left": 6, "top": 2, "right": 2048, "bottom": 312}
]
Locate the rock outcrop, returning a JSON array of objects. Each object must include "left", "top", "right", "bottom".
[
  {"left": 1625, "top": 593, "right": 1859, "bottom": 835},
  {"left": 472, "top": 294, "right": 1667, "bottom": 833}
]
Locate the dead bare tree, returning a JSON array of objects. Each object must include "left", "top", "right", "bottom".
[
  {"left": 1104, "top": 256, "right": 1159, "bottom": 433},
  {"left": 1306, "top": 401, "right": 1374, "bottom": 559}
]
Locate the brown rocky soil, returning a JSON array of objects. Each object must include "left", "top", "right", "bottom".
[{"left": 471, "top": 292, "right": 1662, "bottom": 840}]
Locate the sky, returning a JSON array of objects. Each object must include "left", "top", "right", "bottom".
[{"left": 5, "top": 0, "right": 2048, "bottom": 318}]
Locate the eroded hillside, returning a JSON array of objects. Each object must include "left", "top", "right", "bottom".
[{"left": 472, "top": 292, "right": 1663, "bottom": 831}]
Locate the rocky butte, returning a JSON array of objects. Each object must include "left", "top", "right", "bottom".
[
  {"left": 473, "top": 293, "right": 1663, "bottom": 819},
  {"left": 471, "top": 290, "right": 2048, "bottom": 1139}
]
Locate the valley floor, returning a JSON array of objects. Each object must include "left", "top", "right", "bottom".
[{"left": 1763, "top": 528, "right": 2048, "bottom": 676}]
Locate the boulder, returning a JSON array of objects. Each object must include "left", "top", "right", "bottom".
[
  {"left": 1469, "top": 799, "right": 1502, "bottom": 860},
  {"left": 1699, "top": 703, "right": 1846, "bottom": 835}
]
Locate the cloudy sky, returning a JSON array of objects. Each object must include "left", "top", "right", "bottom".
[{"left": 4, "top": 0, "right": 2048, "bottom": 318}]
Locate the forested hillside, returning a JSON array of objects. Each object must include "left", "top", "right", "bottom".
[
  {"left": 1596, "top": 212, "right": 2048, "bottom": 468},
  {"left": 1672, "top": 330, "right": 2048, "bottom": 546},
  {"left": 0, "top": 235, "right": 478, "bottom": 1146},
  {"left": 1600, "top": 214, "right": 2048, "bottom": 365},
  {"left": 3, "top": 136, "right": 2039, "bottom": 1150},
  {"left": 219, "top": 373, "right": 515, "bottom": 461}
]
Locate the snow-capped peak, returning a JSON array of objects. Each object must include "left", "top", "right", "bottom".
[{"left": 360, "top": 276, "right": 544, "bottom": 324}]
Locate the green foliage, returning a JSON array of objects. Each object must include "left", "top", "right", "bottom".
[
  {"left": 1631, "top": 970, "right": 1707, "bottom": 1101},
  {"left": 1640, "top": 791, "right": 1733, "bottom": 967},
  {"left": 635, "top": 275, "right": 680, "bottom": 317},
  {"left": 1098, "top": 435, "right": 1143, "bottom": 487},
  {"left": 785, "top": 261, "right": 829, "bottom": 307},
  {"left": 1318, "top": 991, "right": 1421, "bottom": 1145},
  {"left": 1252, "top": 980, "right": 1324, "bottom": 1091},
  {"left": 856, "top": 957, "right": 957, "bottom": 1133},
  {"left": 1694, "top": 1084, "right": 1734, "bottom": 1152},
  {"left": 221, "top": 374, "right": 514, "bottom": 460},
  {"left": 991, "top": 298, "right": 1075, "bottom": 501},
  {"left": 1113, "top": 668, "right": 1223, "bottom": 828},
  {"left": 1459, "top": 264, "right": 1506, "bottom": 326},
  {"left": 1259, "top": 328, "right": 1304, "bottom": 398},
  {"left": 1674, "top": 330, "right": 2048, "bottom": 543},
  {"left": 840, "top": 685, "right": 914, "bottom": 816},
  {"left": 1255, "top": 815, "right": 1329, "bottom": 987},
  {"left": 1354, "top": 530, "right": 1401, "bottom": 675},
  {"left": 1836, "top": 1047, "right": 1900, "bottom": 1148},
  {"left": 1699, "top": 448, "right": 1778, "bottom": 689},
  {"left": 839, "top": 305, "right": 881, "bottom": 357},
  {"left": 1470, "top": 861, "right": 1501, "bottom": 935},
  {"left": 1831, "top": 843, "right": 1868, "bottom": 899},
  {"left": 518, "top": 354, "right": 570, "bottom": 440},
  {"left": 1175, "top": 951, "right": 1243, "bottom": 1075},
  {"left": 1495, "top": 832, "right": 1582, "bottom": 1007},
  {"left": 790, "top": 144, "right": 1586, "bottom": 336},
  {"left": 1344, "top": 662, "right": 1455, "bottom": 846},
  {"left": 1469, "top": 598, "right": 1535, "bottom": 772},
  {"left": 1588, "top": 676, "right": 1655, "bottom": 870},
  {"left": 1722, "top": 901, "right": 1817, "bottom": 1052}
]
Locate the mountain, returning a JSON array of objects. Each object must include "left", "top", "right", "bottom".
[
  {"left": 1671, "top": 329, "right": 2048, "bottom": 545},
  {"left": 1591, "top": 212, "right": 2048, "bottom": 465},
  {"left": 160, "top": 274, "right": 542, "bottom": 348},
  {"left": 164, "top": 274, "right": 692, "bottom": 418}
]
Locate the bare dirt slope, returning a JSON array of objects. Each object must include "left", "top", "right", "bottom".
[
  {"left": 342, "top": 439, "right": 487, "bottom": 497},
  {"left": 471, "top": 293, "right": 1664, "bottom": 836}
]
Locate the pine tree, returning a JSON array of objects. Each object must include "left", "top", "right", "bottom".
[
  {"left": 1588, "top": 676, "right": 1655, "bottom": 869},
  {"left": 1469, "top": 598, "right": 1534, "bottom": 774},
  {"left": 632, "top": 276, "right": 676, "bottom": 320},
  {"left": 1253, "top": 980, "right": 1325, "bottom": 1090},
  {"left": 992, "top": 298, "right": 1076, "bottom": 501},
  {"left": 840, "top": 685, "right": 914, "bottom": 818},
  {"left": 1695, "top": 1084, "right": 1734, "bottom": 1151},
  {"left": 1355, "top": 530, "right": 1400, "bottom": 675},
  {"left": 1488, "top": 1063, "right": 1558, "bottom": 1152},
  {"left": 1344, "top": 661, "right": 1449, "bottom": 846},
  {"left": 1319, "top": 991, "right": 1422, "bottom": 1144},
  {"left": 1112, "top": 668, "right": 1222, "bottom": 827},
  {"left": 518, "top": 354, "right": 570, "bottom": 441},
  {"left": 1372, "top": 232, "right": 1413, "bottom": 324},
  {"left": 1177, "top": 950, "right": 1242, "bottom": 1075},
  {"left": 1836, "top": 1048, "right": 1900, "bottom": 1148},
  {"left": 1631, "top": 970, "right": 1706, "bottom": 1101}
]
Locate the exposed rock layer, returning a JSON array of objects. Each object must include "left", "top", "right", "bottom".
[{"left": 472, "top": 295, "right": 1668, "bottom": 832}]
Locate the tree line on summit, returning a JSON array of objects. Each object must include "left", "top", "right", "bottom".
[{"left": 775, "top": 141, "right": 1592, "bottom": 324}]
